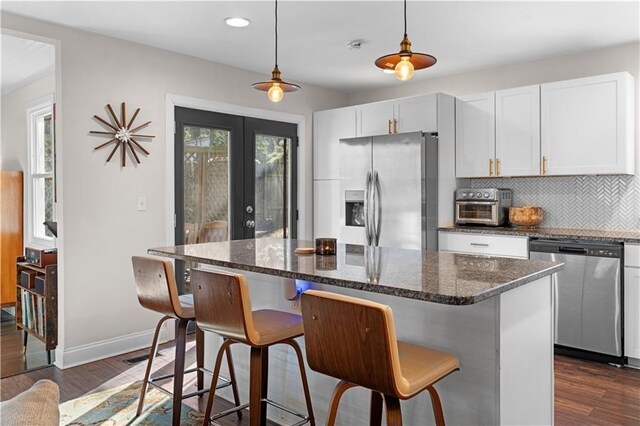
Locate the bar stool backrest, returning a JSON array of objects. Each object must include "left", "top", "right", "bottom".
[
  {"left": 301, "top": 290, "right": 404, "bottom": 396},
  {"left": 131, "top": 256, "right": 184, "bottom": 318},
  {"left": 191, "top": 268, "right": 257, "bottom": 345}
]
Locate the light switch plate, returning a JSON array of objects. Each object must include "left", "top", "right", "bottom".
[{"left": 137, "top": 196, "right": 147, "bottom": 212}]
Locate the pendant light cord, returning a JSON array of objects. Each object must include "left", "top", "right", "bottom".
[
  {"left": 403, "top": 0, "right": 407, "bottom": 37},
  {"left": 275, "top": 0, "right": 278, "bottom": 67}
]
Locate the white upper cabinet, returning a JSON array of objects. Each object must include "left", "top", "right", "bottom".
[
  {"left": 541, "top": 72, "right": 635, "bottom": 175},
  {"left": 395, "top": 95, "right": 438, "bottom": 134},
  {"left": 357, "top": 101, "right": 395, "bottom": 137},
  {"left": 456, "top": 92, "right": 496, "bottom": 178},
  {"left": 313, "top": 106, "right": 356, "bottom": 180},
  {"left": 357, "top": 95, "right": 438, "bottom": 137},
  {"left": 495, "top": 85, "right": 541, "bottom": 177}
]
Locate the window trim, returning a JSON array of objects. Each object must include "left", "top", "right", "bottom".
[{"left": 26, "top": 93, "right": 55, "bottom": 248}]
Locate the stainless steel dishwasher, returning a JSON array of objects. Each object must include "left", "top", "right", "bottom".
[{"left": 529, "top": 239, "right": 624, "bottom": 364}]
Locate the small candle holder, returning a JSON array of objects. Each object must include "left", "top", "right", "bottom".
[{"left": 315, "top": 238, "right": 337, "bottom": 256}]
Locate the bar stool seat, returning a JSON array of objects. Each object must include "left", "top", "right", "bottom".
[
  {"left": 191, "top": 268, "right": 315, "bottom": 426},
  {"left": 131, "top": 257, "right": 242, "bottom": 426},
  {"left": 396, "top": 342, "right": 459, "bottom": 398},
  {"left": 300, "top": 290, "right": 460, "bottom": 426},
  {"left": 251, "top": 310, "right": 304, "bottom": 345},
  {"left": 177, "top": 294, "right": 195, "bottom": 316}
]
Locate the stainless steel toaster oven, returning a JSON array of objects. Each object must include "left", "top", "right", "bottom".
[{"left": 455, "top": 188, "right": 512, "bottom": 226}]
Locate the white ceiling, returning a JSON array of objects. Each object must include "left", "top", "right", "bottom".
[
  {"left": 1, "top": 34, "right": 54, "bottom": 95},
  {"left": 1, "top": 1, "right": 638, "bottom": 92}
]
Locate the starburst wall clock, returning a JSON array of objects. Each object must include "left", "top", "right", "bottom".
[{"left": 90, "top": 102, "right": 154, "bottom": 167}]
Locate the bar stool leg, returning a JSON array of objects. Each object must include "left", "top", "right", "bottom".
[
  {"left": 249, "top": 347, "right": 269, "bottom": 426},
  {"left": 196, "top": 324, "right": 204, "bottom": 392},
  {"left": 326, "top": 380, "right": 357, "bottom": 426},
  {"left": 203, "top": 339, "right": 234, "bottom": 426},
  {"left": 426, "top": 385, "right": 446, "bottom": 426},
  {"left": 224, "top": 340, "right": 243, "bottom": 419},
  {"left": 369, "top": 391, "right": 383, "bottom": 426},
  {"left": 137, "top": 315, "right": 171, "bottom": 417},
  {"left": 282, "top": 339, "right": 315, "bottom": 426},
  {"left": 383, "top": 395, "right": 402, "bottom": 426},
  {"left": 172, "top": 318, "right": 189, "bottom": 426}
]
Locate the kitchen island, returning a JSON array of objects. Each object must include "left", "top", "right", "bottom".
[{"left": 150, "top": 238, "right": 563, "bottom": 425}]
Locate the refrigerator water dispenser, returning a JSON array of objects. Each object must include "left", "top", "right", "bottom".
[{"left": 345, "top": 190, "right": 365, "bottom": 227}]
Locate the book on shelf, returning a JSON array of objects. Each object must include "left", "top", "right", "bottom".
[
  {"left": 19, "top": 288, "right": 45, "bottom": 336},
  {"left": 37, "top": 297, "right": 44, "bottom": 336}
]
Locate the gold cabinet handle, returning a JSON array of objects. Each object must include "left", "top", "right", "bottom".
[
  {"left": 489, "top": 158, "right": 493, "bottom": 176},
  {"left": 393, "top": 118, "right": 398, "bottom": 134},
  {"left": 388, "top": 119, "right": 392, "bottom": 134},
  {"left": 496, "top": 158, "right": 501, "bottom": 176},
  {"left": 542, "top": 156, "right": 547, "bottom": 175}
]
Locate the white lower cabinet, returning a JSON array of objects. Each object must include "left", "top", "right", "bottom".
[
  {"left": 625, "top": 243, "right": 640, "bottom": 360},
  {"left": 438, "top": 231, "right": 529, "bottom": 259},
  {"left": 313, "top": 180, "right": 340, "bottom": 239}
]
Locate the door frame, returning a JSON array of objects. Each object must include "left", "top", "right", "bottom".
[{"left": 165, "top": 94, "right": 306, "bottom": 247}]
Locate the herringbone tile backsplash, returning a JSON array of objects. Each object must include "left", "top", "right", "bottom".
[{"left": 470, "top": 175, "right": 640, "bottom": 230}]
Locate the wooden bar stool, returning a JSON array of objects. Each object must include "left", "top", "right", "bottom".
[
  {"left": 191, "top": 268, "right": 315, "bottom": 426},
  {"left": 300, "top": 290, "right": 460, "bottom": 426},
  {"left": 131, "top": 257, "right": 242, "bottom": 426}
]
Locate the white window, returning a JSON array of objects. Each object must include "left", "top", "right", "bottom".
[{"left": 26, "top": 94, "right": 55, "bottom": 247}]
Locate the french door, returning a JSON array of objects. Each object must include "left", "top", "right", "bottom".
[{"left": 174, "top": 107, "right": 297, "bottom": 291}]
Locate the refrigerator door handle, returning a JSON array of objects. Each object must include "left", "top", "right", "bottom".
[
  {"left": 373, "top": 170, "right": 381, "bottom": 246},
  {"left": 365, "top": 171, "right": 373, "bottom": 245}
]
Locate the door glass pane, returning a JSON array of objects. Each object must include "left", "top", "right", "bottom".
[
  {"left": 255, "top": 133, "right": 291, "bottom": 238},
  {"left": 183, "top": 126, "right": 230, "bottom": 244}
]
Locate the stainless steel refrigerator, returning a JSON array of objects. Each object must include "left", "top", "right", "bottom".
[{"left": 339, "top": 132, "right": 438, "bottom": 250}]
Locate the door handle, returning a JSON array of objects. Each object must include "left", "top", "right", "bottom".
[
  {"left": 542, "top": 156, "right": 547, "bottom": 175},
  {"left": 470, "top": 243, "right": 489, "bottom": 247},
  {"left": 373, "top": 171, "right": 381, "bottom": 246},
  {"left": 365, "top": 171, "right": 372, "bottom": 245},
  {"left": 245, "top": 220, "right": 255, "bottom": 229},
  {"left": 489, "top": 158, "right": 493, "bottom": 176},
  {"left": 558, "top": 247, "right": 587, "bottom": 254},
  {"left": 388, "top": 119, "right": 392, "bottom": 134},
  {"left": 496, "top": 158, "right": 501, "bottom": 176},
  {"left": 393, "top": 119, "right": 398, "bottom": 134}
]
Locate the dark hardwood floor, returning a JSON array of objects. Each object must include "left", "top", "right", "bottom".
[
  {"left": 1, "top": 335, "right": 639, "bottom": 425},
  {"left": 555, "top": 355, "right": 640, "bottom": 425}
]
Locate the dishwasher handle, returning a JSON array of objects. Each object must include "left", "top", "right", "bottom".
[{"left": 558, "top": 246, "right": 588, "bottom": 255}]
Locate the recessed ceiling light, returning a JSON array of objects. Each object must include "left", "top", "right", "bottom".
[{"left": 225, "top": 17, "right": 251, "bottom": 28}]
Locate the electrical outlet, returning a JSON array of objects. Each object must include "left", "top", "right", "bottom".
[{"left": 290, "top": 299, "right": 300, "bottom": 312}]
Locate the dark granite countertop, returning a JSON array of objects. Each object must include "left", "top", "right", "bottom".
[
  {"left": 438, "top": 226, "right": 640, "bottom": 244},
  {"left": 149, "top": 238, "right": 562, "bottom": 306}
]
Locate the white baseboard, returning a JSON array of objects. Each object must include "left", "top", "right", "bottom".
[{"left": 56, "top": 324, "right": 172, "bottom": 369}]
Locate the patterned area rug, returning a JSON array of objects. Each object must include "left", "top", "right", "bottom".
[{"left": 59, "top": 381, "right": 204, "bottom": 425}]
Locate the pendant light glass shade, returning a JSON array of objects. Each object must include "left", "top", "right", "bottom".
[
  {"left": 252, "top": 0, "right": 300, "bottom": 102},
  {"left": 375, "top": 0, "right": 436, "bottom": 80}
]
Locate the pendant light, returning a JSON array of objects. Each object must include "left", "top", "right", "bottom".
[
  {"left": 375, "top": 0, "right": 437, "bottom": 81},
  {"left": 252, "top": 0, "right": 300, "bottom": 102}
]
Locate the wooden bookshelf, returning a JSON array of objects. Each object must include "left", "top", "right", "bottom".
[{"left": 16, "top": 256, "right": 57, "bottom": 363}]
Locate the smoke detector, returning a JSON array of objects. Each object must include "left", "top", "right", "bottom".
[{"left": 346, "top": 40, "right": 364, "bottom": 51}]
